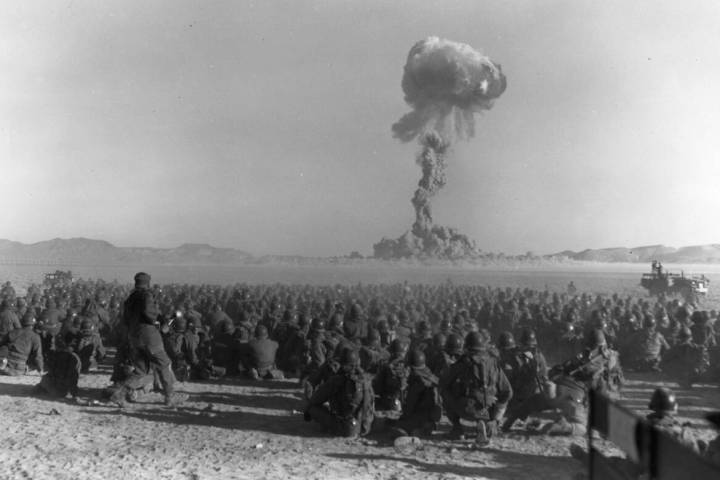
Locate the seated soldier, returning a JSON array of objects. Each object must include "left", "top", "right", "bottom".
[
  {"left": 502, "top": 329, "right": 550, "bottom": 432},
  {"left": 212, "top": 321, "right": 240, "bottom": 376},
  {"left": 164, "top": 315, "right": 199, "bottom": 382},
  {"left": 440, "top": 331, "right": 513, "bottom": 446},
  {"left": 0, "top": 312, "right": 43, "bottom": 376},
  {"left": 247, "top": 324, "right": 283, "bottom": 380},
  {"left": 389, "top": 349, "right": 442, "bottom": 438},
  {"left": 626, "top": 314, "right": 669, "bottom": 372},
  {"left": 34, "top": 337, "right": 81, "bottom": 399},
  {"left": 545, "top": 329, "right": 623, "bottom": 436},
  {"left": 73, "top": 318, "right": 106, "bottom": 373},
  {"left": 304, "top": 348, "right": 374, "bottom": 438},
  {"left": 661, "top": 326, "right": 709, "bottom": 388},
  {"left": 373, "top": 339, "right": 409, "bottom": 411}
]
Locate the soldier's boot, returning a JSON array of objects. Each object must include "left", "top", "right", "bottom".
[
  {"left": 108, "top": 386, "right": 129, "bottom": 408},
  {"left": 569, "top": 443, "right": 588, "bottom": 464},
  {"left": 502, "top": 416, "right": 517, "bottom": 432},
  {"left": 447, "top": 420, "right": 465, "bottom": 440},
  {"left": 475, "top": 420, "right": 489, "bottom": 446},
  {"left": 164, "top": 392, "right": 188, "bottom": 408}
]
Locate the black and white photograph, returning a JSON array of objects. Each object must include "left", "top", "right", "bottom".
[{"left": 1, "top": 1, "right": 720, "bottom": 479}]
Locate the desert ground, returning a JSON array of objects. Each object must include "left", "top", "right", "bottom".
[
  {"left": 0, "top": 359, "right": 718, "bottom": 480},
  {"left": 1, "top": 263, "right": 719, "bottom": 480}
]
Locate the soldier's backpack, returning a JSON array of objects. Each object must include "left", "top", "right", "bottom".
[
  {"left": 450, "top": 356, "right": 497, "bottom": 416},
  {"left": 513, "top": 350, "right": 542, "bottom": 398},
  {"left": 600, "top": 348, "right": 624, "bottom": 397},
  {"left": 382, "top": 358, "right": 408, "bottom": 398},
  {"left": 340, "top": 369, "right": 374, "bottom": 435}
]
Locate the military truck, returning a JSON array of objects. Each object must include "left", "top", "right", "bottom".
[{"left": 640, "top": 261, "right": 709, "bottom": 302}]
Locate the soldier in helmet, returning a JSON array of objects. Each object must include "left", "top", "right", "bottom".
[
  {"left": 661, "top": 326, "right": 709, "bottom": 388},
  {"left": 440, "top": 331, "right": 513, "bottom": 446},
  {"left": 625, "top": 313, "right": 670, "bottom": 372},
  {"left": 247, "top": 324, "right": 283, "bottom": 380},
  {"left": 502, "top": 329, "right": 550, "bottom": 432},
  {"left": 646, "top": 387, "right": 699, "bottom": 452},
  {"left": 431, "top": 333, "right": 463, "bottom": 378},
  {"left": 373, "top": 339, "right": 409, "bottom": 411},
  {"left": 496, "top": 331, "right": 518, "bottom": 382},
  {"left": 359, "top": 328, "right": 389, "bottom": 374},
  {"left": 388, "top": 349, "right": 442, "bottom": 438},
  {"left": 304, "top": 347, "right": 374, "bottom": 437},
  {"left": 300, "top": 318, "right": 330, "bottom": 381},
  {"left": 0, "top": 312, "right": 43, "bottom": 376},
  {"left": 34, "top": 336, "right": 81, "bottom": 399},
  {"left": 73, "top": 317, "right": 106, "bottom": 373},
  {"left": 163, "top": 313, "right": 199, "bottom": 382},
  {"left": 570, "top": 387, "right": 699, "bottom": 475},
  {"left": 545, "top": 329, "right": 622, "bottom": 436}
]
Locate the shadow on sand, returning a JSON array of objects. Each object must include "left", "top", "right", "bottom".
[{"left": 326, "top": 450, "right": 581, "bottom": 479}]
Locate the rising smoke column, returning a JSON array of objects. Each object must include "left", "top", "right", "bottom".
[
  {"left": 411, "top": 131, "right": 448, "bottom": 237},
  {"left": 374, "top": 37, "right": 506, "bottom": 259}
]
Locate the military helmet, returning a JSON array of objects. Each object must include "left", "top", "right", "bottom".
[
  {"left": 464, "top": 331, "right": 487, "bottom": 353},
  {"left": 497, "top": 331, "right": 516, "bottom": 350},
  {"left": 519, "top": 329, "right": 537, "bottom": 348},
  {"left": 677, "top": 326, "right": 692, "bottom": 340},
  {"left": 389, "top": 338, "right": 407, "bottom": 356},
  {"left": 255, "top": 324, "right": 268, "bottom": 338},
  {"left": 340, "top": 347, "right": 360, "bottom": 367},
  {"left": 21, "top": 312, "right": 36, "bottom": 327},
  {"left": 328, "top": 313, "right": 343, "bottom": 331},
  {"left": 586, "top": 329, "right": 607, "bottom": 348},
  {"left": 444, "top": 333, "right": 463, "bottom": 355},
  {"left": 648, "top": 387, "right": 677, "bottom": 414},
  {"left": 310, "top": 317, "right": 325, "bottom": 332},
  {"left": 366, "top": 328, "right": 380, "bottom": 343},
  {"left": 409, "top": 349, "right": 426, "bottom": 368},
  {"left": 691, "top": 311, "right": 706, "bottom": 324},
  {"left": 80, "top": 318, "right": 94, "bottom": 331},
  {"left": 174, "top": 316, "right": 187, "bottom": 332},
  {"left": 642, "top": 313, "right": 656, "bottom": 329}
]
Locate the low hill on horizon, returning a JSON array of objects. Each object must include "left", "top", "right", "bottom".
[
  {"left": 550, "top": 244, "right": 720, "bottom": 263},
  {"left": 2, "top": 237, "right": 720, "bottom": 265},
  {"left": 0, "top": 238, "right": 252, "bottom": 265}
]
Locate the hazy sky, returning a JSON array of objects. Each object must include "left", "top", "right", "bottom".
[{"left": 2, "top": 1, "right": 720, "bottom": 256}]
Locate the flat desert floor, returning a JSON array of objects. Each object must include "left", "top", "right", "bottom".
[{"left": 0, "top": 359, "right": 718, "bottom": 480}]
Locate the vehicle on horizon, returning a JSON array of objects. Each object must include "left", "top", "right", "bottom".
[
  {"left": 43, "top": 270, "right": 74, "bottom": 288},
  {"left": 640, "top": 260, "right": 709, "bottom": 303}
]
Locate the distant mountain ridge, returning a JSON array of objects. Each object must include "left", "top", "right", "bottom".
[
  {"left": 2, "top": 238, "right": 720, "bottom": 265},
  {"left": 550, "top": 244, "right": 720, "bottom": 263},
  {"left": 0, "top": 238, "right": 252, "bottom": 265}
]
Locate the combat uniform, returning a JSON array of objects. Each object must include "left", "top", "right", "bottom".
[{"left": 305, "top": 349, "right": 374, "bottom": 437}]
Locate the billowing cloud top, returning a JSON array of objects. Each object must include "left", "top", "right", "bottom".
[{"left": 392, "top": 37, "right": 507, "bottom": 142}]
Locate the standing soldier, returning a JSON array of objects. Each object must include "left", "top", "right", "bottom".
[{"left": 111, "top": 272, "right": 186, "bottom": 407}]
